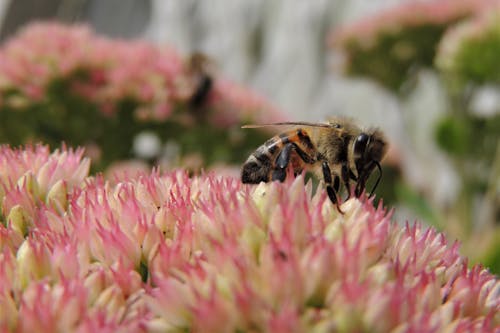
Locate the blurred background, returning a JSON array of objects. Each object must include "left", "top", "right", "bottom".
[{"left": 0, "top": 0, "right": 497, "bottom": 272}]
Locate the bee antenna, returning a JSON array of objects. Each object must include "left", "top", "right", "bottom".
[{"left": 368, "top": 161, "right": 382, "bottom": 198}]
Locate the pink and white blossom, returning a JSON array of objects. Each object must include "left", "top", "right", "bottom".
[{"left": 0, "top": 146, "right": 498, "bottom": 332}]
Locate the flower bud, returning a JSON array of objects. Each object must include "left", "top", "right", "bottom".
[
  {"left": 46, "top": 179, "right": 68, "bottom": 212},
  {"left": 16, "top": 240, "right": 51, "bottom": 289},
  {"left": 8, "top": 204, "right": 32, "bottom": 237}
]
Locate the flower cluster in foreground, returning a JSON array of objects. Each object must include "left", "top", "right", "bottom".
[{"left": 0, "top": 145, "right": 498, "bottom": 332}]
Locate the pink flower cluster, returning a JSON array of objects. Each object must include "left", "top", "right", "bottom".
[
  {"left": 331, "top": 0, "right": 498, "bottom": 49},
  {"left": 0, "top": 22, "right": 183, "bottom": 118},
  {"left": 0, "top": 145, "right": 498, "bottom": 332},
  {"left": 0, "top": 22, "right": 285, "bottom": 125}
]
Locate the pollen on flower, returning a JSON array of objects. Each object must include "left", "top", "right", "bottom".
[{"left": 0, "top": 146, "right": 498, "bottom": 332}]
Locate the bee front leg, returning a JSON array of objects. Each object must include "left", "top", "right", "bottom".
[
  {"left": 322, "top": 162, "right": 344, "bottom": 214},
  {"left": 354, "top": 173, "right": 367, "bottom": 197},
  {"left": 341, "top": 163, "right": 352, "bottom": 200},
  {"left": 354, "top": 162, "right": 373, "bottom": 197},
  {"left": 356, "top": 161, "right": 383, "bottom": 198}
]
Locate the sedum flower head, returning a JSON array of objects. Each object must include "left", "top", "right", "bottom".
[{"left": 0, "top": 146, "right": 498, "bottom": 332}]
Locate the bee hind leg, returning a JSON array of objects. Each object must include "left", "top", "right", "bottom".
[
  {"left": 322, "top": 162, "right": 344, "bottom": 214},
  {"left": 272, "top": 142, "right": 313, "bottom": 180},
  {"left": 272, "top": 143, "right": 294, "bottom": 182}
]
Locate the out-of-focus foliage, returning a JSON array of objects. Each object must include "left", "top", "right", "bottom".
[
  {"left": 334, "top": 24, "right": 449, "bottom": 92},
  {"left": 436, "top": 114, "right": 499, "bottom": 160},
  {"left": 331, "top": 0, "right": 500, "bottom": 274},
  {"left": 0, "top": 22, "right": 286, "bottom": 171}
]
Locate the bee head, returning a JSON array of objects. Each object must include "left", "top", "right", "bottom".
[
  {"left": 353, "top": 130, "right": 387, "bottom": 165},
  {"left": 351, "top": 128, "right": 388, "bottom": 197}
]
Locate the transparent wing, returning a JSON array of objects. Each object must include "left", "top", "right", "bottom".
[{"left": 242, "top": 121, "right": 331, "bottom": 129}]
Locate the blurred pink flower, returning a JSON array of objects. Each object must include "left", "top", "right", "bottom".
[
  {"left": 331, "top": 0, "right": 498, "bottom": 49},
  {"left": 206, "top": 78, "right": 287, "bottom": 127},
  {"left": 0, "top": 22, "right": 185, "bottom": 118},
  {"left": 0, "top": 23, "right": 98, "bottom": 102},
  {"left": 329, "top": 0, "right": 500, "bottom": 91},
  {"left": 0, "top": 146, "right": 498, "bottom": 332},
  {"left": 436, "top": 4, "right": 500, "bottom": 84},
  {"left": 0, "top": 22, "right": 285, "bottom": 126}
]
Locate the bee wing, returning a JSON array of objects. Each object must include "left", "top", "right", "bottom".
[{"left": 242, "top": 121, "right": 331, "bottom": 129}]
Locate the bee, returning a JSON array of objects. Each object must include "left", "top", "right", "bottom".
[
  {"left": 241, "top": 118, "right": 387, "bottom": 212},
  {"left": 186, "top": 52, "right": 214, "bottom": 108}
]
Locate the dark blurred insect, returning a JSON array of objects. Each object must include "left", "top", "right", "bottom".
[
  {"left": 186, "top": 52, "right": 214, "bottom": 108},
  {"left": 241, "top": 118, "right": 387, "bottom": 212}
]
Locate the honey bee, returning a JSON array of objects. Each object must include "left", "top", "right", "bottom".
[
  {"left": 186, "top": 52, "right": 214, "bottom": 108},
  {"left": 241, "top": 118, "right": 387, "bottom": 211}
]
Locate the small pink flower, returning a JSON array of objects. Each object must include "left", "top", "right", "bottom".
[
  {"left": 0, "top": 145, "right": 90, "bottom": 234},
  {"left": 15, "top": 239, "right": 52, "bottom": 289},
  {"left": 267, "top": 305, "right": 301, "bottom": 333},
  {"left": 18, "top": 280, "right": 88, "bottom": 332}
]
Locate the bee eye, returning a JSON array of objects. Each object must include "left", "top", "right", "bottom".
[
  {"left": 354, "top": 134, "right": 369, "bottom": 155},
  {"left": 332, "top": 123, "right": 341, "bottom": 129}
]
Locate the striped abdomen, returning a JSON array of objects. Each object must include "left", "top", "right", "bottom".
[{"left": 241, "top": 129, "right": 316, "bottom": 184}]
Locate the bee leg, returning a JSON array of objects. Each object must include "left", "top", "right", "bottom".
[
  {"left": 354, "top": 165, "right": 372, "bottom": 197},
  {"left": 273, "top": 142, "right": 315, "bottom": 181},
  {"left": 271, "top": 169, "right": 287, "bottom": 182},
  {"left": 367, "top": 161, "right": 382, "bottom": 198},
  {"left": 341, "top": 163, "right": 352, "bottom": 200},
  {"left": 322, "top": 162, "right": 344, "bottom": 214},
  {"left": 354, "top": 173, "right": 366, "bottom": 197},
  {"left": 349, "top": 169, "right": 358, "bottom": 181},
  {"left": 272, "top": 143, "right": 294, "bottom": 182}
]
